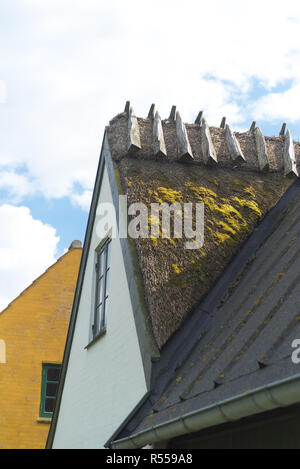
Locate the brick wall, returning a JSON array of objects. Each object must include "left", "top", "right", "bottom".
[{"left": 0, "top": 247, "right": 81, "bottom": 449}]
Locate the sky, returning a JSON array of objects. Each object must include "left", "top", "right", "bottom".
[{"left": 1, "top": 0, "right": 300, "bottom": 310}]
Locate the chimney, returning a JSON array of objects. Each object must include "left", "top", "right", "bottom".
[{"left": 68, "top": 240, "right": 82, "bottom": 250}]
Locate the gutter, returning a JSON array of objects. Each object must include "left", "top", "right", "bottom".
[{"left": 110, "top": 373, "right": 300, "bottom": 449}]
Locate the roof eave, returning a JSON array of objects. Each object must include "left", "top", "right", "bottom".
[
  {"left": 104, "top": 133, "right": 160, "bottom": 383},
  {"left": 110, "top": 373, "right": 300, "bottom": 449}
]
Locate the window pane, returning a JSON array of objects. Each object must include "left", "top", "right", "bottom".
[
  {"left": 46, "top": 382, "right": 58, "bottom": 397},
  {"left": 105, "top": 269, "right": 110, "bottom": 297},
  {"left": 99, "top": 250, "right": 105, "bottom": 277},
  {"left": 106, "top": 241, "right": 111, "bottom": 269},
  {"left": 47, "top": 367, "right": 60, "bottom": 382},
  {"left": 103, "top": 296, "right": 109, "bottom": 327},
  {"left": 45, "top": 398, "right": 55, "bottom": 413},
  {"left": 97, "top": 278, "right": 103, "bottom": 306},
  {"left": 96, "top": 304, "right": 103, "bottom": 332}
]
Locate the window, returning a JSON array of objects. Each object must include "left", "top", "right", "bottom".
[
  {"left": 40, "top": 364, "right": 61, "bottom": 418},
  {"left": 93, "top": 237, "right": 111, "bottom": 338}
]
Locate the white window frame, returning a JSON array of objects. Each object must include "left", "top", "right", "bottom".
[{"left": 92, "top": 236, "right": 111, "bottom": 339}]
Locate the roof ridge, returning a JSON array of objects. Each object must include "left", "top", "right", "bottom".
[{"left": 107, "top": 102, "right": 299, "bottom": 178}]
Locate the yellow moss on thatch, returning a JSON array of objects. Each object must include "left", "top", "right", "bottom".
[
  {"left": 215, "top": 232, "right": 232, "bottom": 244},
  {"left": 185, "top": 183, "right": 217, "bottom": 200},
  {"left": 216, "top": 221, "right": 237, "bottom": 236},
  {"left": 213, "top": 202, "right": 244, "bottom": 220},
  {"left": 157, "top": 187, "right": 183, "bottom": 204},
  {"left": 232, "top": 197, "right": 262, "bottom": 217},
  {"left": 172, "top": 264, "right": 182, "bottom": 275},
  {"left": 244, "top": 186, "right": 256, "bottom": 198}
]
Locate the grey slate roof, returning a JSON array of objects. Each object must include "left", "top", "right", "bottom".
[{"left": 112, "top": 177, "right": 300, "bottom": 442}]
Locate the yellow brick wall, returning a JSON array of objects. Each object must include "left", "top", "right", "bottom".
[{"left": 0, "top": 247, "right": 81, "bottom": 449}]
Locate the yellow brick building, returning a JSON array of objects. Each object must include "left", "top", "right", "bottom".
[{"left": 0, "top": 241, "right": 82, "bottom": 449}]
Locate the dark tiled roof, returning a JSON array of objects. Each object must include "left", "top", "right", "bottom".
[{"left": 114, "top": 178, "right": 300, "bottom": 440}]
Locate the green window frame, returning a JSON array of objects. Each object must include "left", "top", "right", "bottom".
[
  {"left": 39, "top": 363, "right": 61, "bottom": 418},
  {"left": 93, "top": 237, "right": 111, "bottom": 338}
]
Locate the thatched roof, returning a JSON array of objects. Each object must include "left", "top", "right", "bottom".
[{"left": 107, "top": 103, "right": 298, "bottom": 349}]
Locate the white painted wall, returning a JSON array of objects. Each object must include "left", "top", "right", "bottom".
[{"left": 53, "top": 164, "right": 147, "bottom": 448}]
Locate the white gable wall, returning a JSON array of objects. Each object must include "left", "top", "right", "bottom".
[{"left": 53, "top": 164, "right": 147, "bottom": 448}]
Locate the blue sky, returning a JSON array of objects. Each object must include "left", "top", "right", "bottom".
[{"left": 1, "top": 0, "right": 300, "bottom": 310}]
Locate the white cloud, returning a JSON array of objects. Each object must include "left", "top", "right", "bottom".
[
  {"left": 0, "top": 81, "right": 5, "bottom": 103},
  {"left": 1, "top": 0, "right": 300, "bottom": 204},
  {"left": 249, "top": 82, "right": 300, "bottom": 122},
  {"left": 0, "top": 204, "right": 59, "bottom": 312},
  {"left": 71, "top": 190, "right": 92, "bottom": 212},
  {"left": 0, "top": 170, "right": 35, "bottom": 202}
]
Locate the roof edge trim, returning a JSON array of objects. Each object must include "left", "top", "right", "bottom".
[
  {"left": 110, "top": 372, "right": 300, "bottom": 449},
  {"left": 104, "top": 134, "right": 160, "bottom": 386}
]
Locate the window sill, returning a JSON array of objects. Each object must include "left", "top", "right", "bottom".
[
  {"left": 37, "top": 417, "right": 52, "bottom": 424},
  {"left": 85, "top": 328, "right": 106, "bottom": 349}
]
